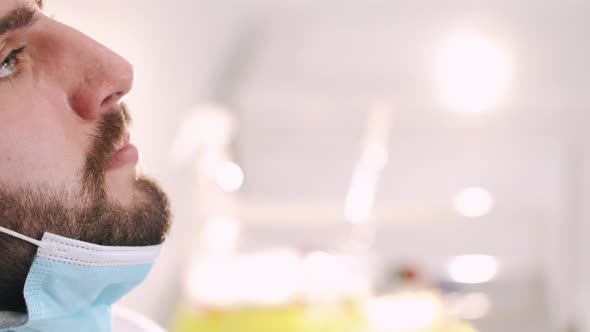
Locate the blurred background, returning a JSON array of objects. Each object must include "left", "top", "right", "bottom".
[{"left": 46, "top": 1, "right": 590, "bottom": 331}]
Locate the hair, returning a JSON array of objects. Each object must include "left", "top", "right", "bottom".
[{"left": 0, "top": 107, "right": 170, "bottom": 312}]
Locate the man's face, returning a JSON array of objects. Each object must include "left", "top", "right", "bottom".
[
  {"left": 0, "top": 0, "right": 138, "bottom": 201},
  {"left": 0, "top": 0, "right": 171, "bottom": 245}
]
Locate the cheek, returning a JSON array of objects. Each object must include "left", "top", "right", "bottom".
[{"left": 0, "top": 96, "right": 88, "bottom": 192}]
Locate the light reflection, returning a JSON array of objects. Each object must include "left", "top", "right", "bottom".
[
  {"left": 437, "top": 31, "right": 511, "bottom": 112},
  {"left": 448, "top": 255, "right": 499, "bottom": 284},
  {"left": 454, "top": 187, "right": 494, "bottom": 218},
  {"left": 215, "top": 161, "right": 244, "bottom": 192}
]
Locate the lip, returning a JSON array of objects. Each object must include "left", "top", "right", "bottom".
[{"left": 107, "top": 142, "right": 139, "bottom": 170}]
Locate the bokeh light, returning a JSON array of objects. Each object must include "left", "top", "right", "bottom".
[
  {"left": 437, "top": 31, "right": 511, "bottom": 112},
  {"left": 448, "top": 255, "right": 499, "bottom": 284},
  {"left": 454, "top": 187, "right": 494, "bottom": 218}
]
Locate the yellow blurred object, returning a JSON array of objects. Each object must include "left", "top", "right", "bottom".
[
  {"left": 170, "top": 301, "right": 367, "bottom": 332},
  {"left": 170, "top": 300, "right": 478, "bottom": 332}
]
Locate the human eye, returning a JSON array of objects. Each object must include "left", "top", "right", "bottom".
[{"left": 0, "top": 47, "right": 26, "bottom": 81}]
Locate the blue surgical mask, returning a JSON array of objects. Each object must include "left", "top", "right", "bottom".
[{"left": 0, "top": 225, "right": 162, "bottom": 332}]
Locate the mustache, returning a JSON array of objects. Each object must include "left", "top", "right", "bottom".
[{"left": 82, "top": 103, "right": 132, "bottom": 198}]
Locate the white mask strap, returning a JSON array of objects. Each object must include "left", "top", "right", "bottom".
[{"left": 0, "top": 225, "right": 44, "bottom": 247}]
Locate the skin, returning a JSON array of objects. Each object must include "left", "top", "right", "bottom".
[{"left": 0, "top": 0, "right": 135, "bottom": 204}]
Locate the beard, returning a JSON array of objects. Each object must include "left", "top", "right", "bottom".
[{"left": 0, "top": 104, "right": 171, "bottom": 312}]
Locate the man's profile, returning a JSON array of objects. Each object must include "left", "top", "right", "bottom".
[{"left": 0, "top": 0, "right": 171, "bottom": 330}]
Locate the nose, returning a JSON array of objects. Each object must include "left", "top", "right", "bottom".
[{"left": 52, "top": 22, "right": 134, "bottom": 121}]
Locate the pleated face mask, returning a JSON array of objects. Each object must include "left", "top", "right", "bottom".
[{"left": 0, "top": 226, "right": 162, "bottom": 332}]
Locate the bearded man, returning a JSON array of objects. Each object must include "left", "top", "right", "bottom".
[{"left": 0, "top": 1, "right": 172, "bottom": 331}]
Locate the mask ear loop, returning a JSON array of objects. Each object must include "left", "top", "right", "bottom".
[{"left": 0, "top": 225, "right": 45, "bottom": 248}]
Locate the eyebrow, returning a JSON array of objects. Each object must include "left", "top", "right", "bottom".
[{"left": 0, "top": 4, "right": 38, "bottom": 37}]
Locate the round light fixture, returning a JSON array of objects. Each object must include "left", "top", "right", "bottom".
[
  {"left": 215, "top": 161, "right": 244, "bottom": 192},
  {"left": 437, "top": 31, "right": 511, "bottom": 112},
  {"left": 448, "top": 255, "right": 498, "bottom": 284},
  {"left": 454, "top": 187, "right": 494, "bottom": 218}
]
